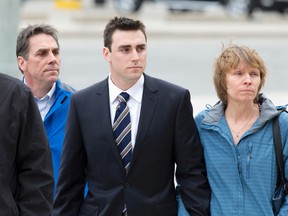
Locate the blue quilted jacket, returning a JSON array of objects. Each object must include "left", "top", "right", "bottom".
[{"left": 178, "top": 94, "right": 288, "bottom": 216}]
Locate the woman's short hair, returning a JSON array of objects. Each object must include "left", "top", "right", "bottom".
[{"left": 213, "top": 44, "right": 267, "bottom": 104}]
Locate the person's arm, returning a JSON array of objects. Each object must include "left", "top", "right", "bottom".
[
  {"left": 278, "top": 111, "right": 288, "bottom": 216},
  {"left": 53, "top": 95, "right": 86, "bottom": 215},
  {"left": 175, "top": 90, "right": 211, "bottom": 216},
  {"left": 17, "top": 86, "right": 54, "bottom": 215}
]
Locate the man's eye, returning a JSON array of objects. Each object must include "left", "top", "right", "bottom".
[
  {"left": 120, "top": 48, "right": 129, "bottom": 53},
  {"left": 38, "top": 52, "right": 47, "bottom": 56},
  {"left": 137, "top": 47, "right": 145, "bottom": 52}
]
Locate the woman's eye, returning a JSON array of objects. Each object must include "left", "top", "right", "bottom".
[{"left": 251, "top": 72, "right": 259, "bottom": 76}]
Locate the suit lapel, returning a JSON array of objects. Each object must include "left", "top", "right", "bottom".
[
  {"left": 129, "top": 75, "right": 158, "bottom": 172},
  {"left": 95, "top": 78, "right": 125, "bottom": 169}
]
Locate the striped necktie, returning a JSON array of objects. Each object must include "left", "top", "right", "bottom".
[{"left": 113, "top": 92, "right": 132, "bottom": 173}]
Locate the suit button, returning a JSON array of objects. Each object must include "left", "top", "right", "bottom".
[{"left": 124, "top": 183, "right": 130, "bottom": 188}]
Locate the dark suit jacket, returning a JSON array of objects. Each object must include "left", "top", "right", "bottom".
[
  {"left": 0, "top": 73, "right": 54, "bottom": 215},
  {"left": 53, "top": 74, "right": 210, "bottom": 216}
]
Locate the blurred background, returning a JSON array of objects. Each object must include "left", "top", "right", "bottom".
[{"left": 1, "top": 0, "right": 287, "bottom": 113}]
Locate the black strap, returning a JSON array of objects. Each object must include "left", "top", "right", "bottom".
[{"left": 272, "top": 111, "right": 288, "bottom": 193}]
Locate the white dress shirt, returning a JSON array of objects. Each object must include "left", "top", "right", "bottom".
[
  {"left": 109, "top": 75, "right": 144, "bottom": 149},
  {"left": 26, "top": 81, "right": 56, "bottom": 121}
]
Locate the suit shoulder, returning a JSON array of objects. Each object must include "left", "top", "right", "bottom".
[
  {"left": 0, "top": 73, "right": 32, "bottom": 115},
  {"left": 73, "top": 80, "right": 107, "bottom": 99},
  {"left": 0, "top": 73, "right": 22, "bottom": 87},
  {"left": 147, "top": 75, "right": 188, "bottom": 93},
  {"left": 0, "top": 73, "right": 30, "bottom": 96}
]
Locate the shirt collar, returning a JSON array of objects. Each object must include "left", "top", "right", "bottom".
[
  {"left": 23, "top": 78, "right": 56, "bottom": 100},
  {"left": 109, "top": 74, "right": 144, "bottom": 104},
  {"left": 45, "top": 82, "right": 56, "bottom": 100}
]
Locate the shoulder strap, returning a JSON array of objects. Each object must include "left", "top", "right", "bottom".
[{"left": 272, "top": 110, "right": 288, "bottom": 193}]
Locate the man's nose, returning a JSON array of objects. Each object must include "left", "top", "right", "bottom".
[
  {"left": 48, "top": 52, "right": 57, "bottom": 63},
  {"left": 131, "top": 49, "right": 140, "bottom": 60}
]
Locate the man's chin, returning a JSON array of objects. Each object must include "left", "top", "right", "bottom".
[
  {"left": 130, "top": 72, "right": 143, "bottom": 80},
  {"left": 47, "top": 75, "right": 59, "bottom": 83}
]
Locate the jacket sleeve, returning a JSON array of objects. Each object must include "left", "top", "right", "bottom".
[
  {"left": 53, "top": 95, "right": 87, "bottom": 215},
  {"left": 16, "top": 87, "right": 54, "bottom": 215},
  {"left": 175, "top": 90, "right": 211, "bottom": 216},
  {"left": 278, "top": 111, "right": 288, "bottom": 216}
]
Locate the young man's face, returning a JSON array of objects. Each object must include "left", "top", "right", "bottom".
[{"left": 103, "top": 29, "right": 147, "bottom": 90}]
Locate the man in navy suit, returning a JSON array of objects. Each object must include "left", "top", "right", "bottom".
[{"left": 53, "top": 16, "right": 210, "bottom": 216}]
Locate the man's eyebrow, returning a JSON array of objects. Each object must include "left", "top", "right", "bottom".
[
  {"left": 52, "top": 47, "right": 60, "bottom": 52},
  {"left": 118, "top": 44, "right": 146, "bottom": 48},
  {"left": 118, "top": 45, "right": 131, "bottom": 49},
  {"left": 35, "top": 47, "right": 59, "bottom": 53},
  {"left": 35, "top": 48, "right": 49, "bottom": 53},
  {"left": 137, "top": 44, "right": 146, "bottom": 47}
]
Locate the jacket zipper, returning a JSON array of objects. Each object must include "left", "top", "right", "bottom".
[{"left": 246, "top": 143, "right": 253, "bottom": 179}]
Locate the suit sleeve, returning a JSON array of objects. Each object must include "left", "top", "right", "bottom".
[
  {"left": 17, "top": 87, "right": 54, "bottom": 215},
  {"left": 174, "top": 90, "right": 211, "bottom": 216},
  {"left": 53, "top": 95, "right": 87, "bottom": 215}
]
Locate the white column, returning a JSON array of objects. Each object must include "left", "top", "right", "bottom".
[{"left": 0, "top": 0, "right": 20, "bottom": 78}]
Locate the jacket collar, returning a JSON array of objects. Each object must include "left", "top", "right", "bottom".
[{"left": 202, "top": 93, "right": 279, "bottom": 130}]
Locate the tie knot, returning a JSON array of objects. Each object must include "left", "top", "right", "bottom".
[{"left": 117, "top": 92, "right": 130, "bottom": 103}]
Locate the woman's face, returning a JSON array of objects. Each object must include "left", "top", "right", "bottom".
[{"left": 226, "top": 62, "right": 261, "bottom": 104}]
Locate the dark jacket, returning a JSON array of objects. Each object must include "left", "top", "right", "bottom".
[
  {"left": 53, "top": 74, "right": 210, "bottom": 216},
  {"left": 0, "top": 73, "right": 54, "bottom": 215}
]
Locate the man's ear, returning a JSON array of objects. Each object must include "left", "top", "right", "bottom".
[
  {"left": 17, "top": 56, "right": 26, "bottom": 71},
  {"left": 102, "top": 47, "right": 111, "bottom": 62}
]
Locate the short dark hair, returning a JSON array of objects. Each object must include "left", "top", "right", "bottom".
[
  {"left": 103, "top": 16, "right": 146, "bottom": 51},
  {"left": 16, "top": 24, "right": 59, "bottom": 59}
]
